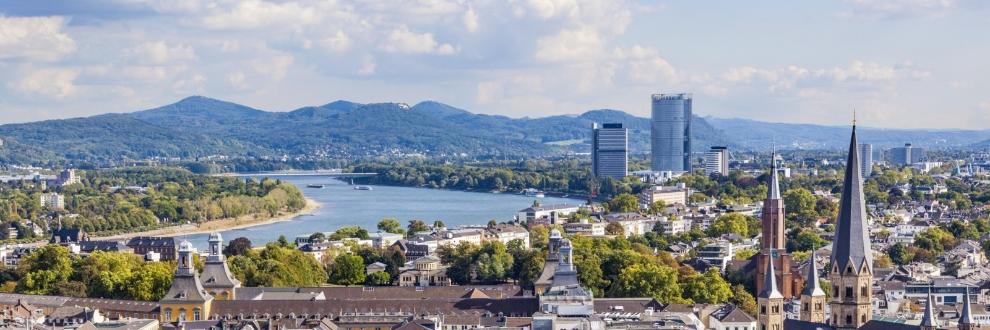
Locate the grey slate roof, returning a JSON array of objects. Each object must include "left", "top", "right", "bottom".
[
  {"left": 920, "top": 290, "right": 938, "bottom": 328},
  {"left": 831, "top": 125, "right": 874, "bottom": 275},
  {"left": 758, "top": 256, "right": 782, "bottom": 299},
  {"left": 801, "top": 249, "right": 825, "bottom": 297},
  {"left": 768, "top": 151, "right": 781, "bottom": 200},
  {"left": 201, "top": 261, "right": 240, "bottom": 289},
  {"left": 961, "top": 286, "right": 974, "bottom": 325}
]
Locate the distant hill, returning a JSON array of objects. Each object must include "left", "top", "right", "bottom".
[
  {"left": 0, "top": 96, "right": 984, "bottom": 165},
  {"left": 705, "top": 117, "right": 990, "bottom": 151}
]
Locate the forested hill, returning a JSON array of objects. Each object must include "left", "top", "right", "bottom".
[
  {"left": 0, "top": 96, "right": 730, "bottom": 164},
  {"left": 1, "top": 96, "right": 984, "bottom": 165}
]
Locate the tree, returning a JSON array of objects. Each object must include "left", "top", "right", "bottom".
[
  {"left": 16, "top": 245, "right": 73, "bottom": 295},
  {"left": 784, "top": 188, "right": 817, "bottom": 225},
  {"left": 787, "top": 228, "right": 827, "bottom": 252},
  {"left": 707, "top": 213, "right": 749, "bottom": 238},
  {"left": 529, "top": 226, "right": 549, "bottom": 250},
  {"left": 683, "top": 268, "right": 732, "bottom": 304},
  {"left": 224, "top": 237, "right": 253, "bottom": 257},
  {"left": 474, "top": 241, "right": 514, "bottom": 283},
  {"left": 604, "top": 193, "right": 639, "bottom": 213},
  {"left": 646, "top": 201, "right": 666, "bottom": 215},
  {"left": 276, "top": 235, "right": 290, "bottom": 248},
  {"left": 365, "top": 271, "right": 391, "bottom": 286},
  {"left": 731, "top": 284, "right": 758, "bottom": 316},
  {"left": 605, "top": 222, "right": 625, "bottom": 236},
  {"left": 433, "top": 220, "right": 446, "bottom": 229},
  {"left": 614, "top": 262, "right": 685, "bottom": 304},
  {"left": 408, "top": 220, "right": 430, "bottom": 234},
  {"left": 888, "top": 243, "right": 915, "bottom": 265},
  {"left": 126, "top": 262, "right": 174, "bottom": 301},
  {"left": 308, "top": 232, "right": 326, "bottom": 242},
  {"left": 328, "top": 254, "right": 366, "bottom": 286},
  {"left": 377, "top": 218, "right": 404, "bottom": 234}
]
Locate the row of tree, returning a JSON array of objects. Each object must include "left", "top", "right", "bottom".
[{"left": 10, "top": 245, "right": 174, "bottom": 300}]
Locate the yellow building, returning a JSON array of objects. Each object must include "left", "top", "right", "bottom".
[
  {"left": 159, "top": 240, "right": 213, "bottom": 323},
  {"left": 200, "top": 233, "right": 240, "bottom": 300}
]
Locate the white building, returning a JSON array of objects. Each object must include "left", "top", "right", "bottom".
[
  {"left": 40, "top": 193, "right": 65, "bottom": 211},
  {"left": 708, "top": 305, "right": 756, "bottom": 330},
  {"left": 517, "top": 203, "right": 581, "bottom": 224},
  {"left": 484, "top": 224, "right": 530, "bottom": 248},
  {"left": 655, "top": 217, "right": 691, "bottom": 235},
  {"left": 704, "top": 146, "right": 729, "bottom": 176},
  {"left": 638, "top": 184, "right": 690, "bottom": 208}
]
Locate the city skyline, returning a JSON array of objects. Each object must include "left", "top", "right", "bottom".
[{"left": 0, "top": 0, "right": 988, "bottom": 129}]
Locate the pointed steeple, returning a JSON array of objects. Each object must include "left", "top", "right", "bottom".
[
  {"left": 960, "top": 286, "right": 974, "bottom": 326},
  {"left": 758, "top": 257, "right": 782, "bottom": 299},
  {"left": 801, "top": 249, "right": 825, "bottom": 297},
  {"left": 768, "top": 148, "right": 781, "bottom": 200},
  {"left": 920, "top": 288, "right": 938, "bottom": 329},
  {"left": 831, "top": 125, "right": 873, "bottom": 274}
]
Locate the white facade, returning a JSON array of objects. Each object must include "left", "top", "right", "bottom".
[{"left": 704, "top": 146, "right": 729, "bottom": 176}]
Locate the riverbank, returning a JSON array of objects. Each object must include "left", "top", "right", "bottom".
[{"left": 92, "top": 197, "right": 322, "bottom": 241}]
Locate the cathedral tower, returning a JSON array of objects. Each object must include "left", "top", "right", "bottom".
[
  {"left": 754, "top": 151, "right": 796, "bottom": 298},
  {"left": 800, "top": 249, "right": 827, "bottom": 323},
  {"left": 757, "top": 259, "right": 784, "bottom": 330},
  {"left": 829, "top": 125, "right": 873, "bottom": 329}
]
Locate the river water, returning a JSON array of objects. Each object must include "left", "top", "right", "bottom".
[{"left": 176, "top": 175, "right": 581, "bottom": 249}]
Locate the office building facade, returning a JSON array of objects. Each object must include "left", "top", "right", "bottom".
[
  {"left": 704, "top": 146, "right": 729, "bottom": 176},
  {"left": 651, "top": 93, "right": 692, "bottom": 172},
  {"left": 592, "top": 123, "right": 628, "bottom": 179},
  {"left": 889, "top": 143, "right": 925, "bottom": 166},
  {"left": 858, "top": 144, "right": 873, "bottom": 178}
]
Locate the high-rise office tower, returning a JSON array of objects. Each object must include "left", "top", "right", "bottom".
[
  {"left": 858, "top": 144, "right": 873, "bottom": 178},
  {"left": 704, "top": 146, "right": 729, "bottom": 176},
  {"left": 889, "top": 143, "right": 925, "bottom": 166},
  {"left": 651, "top": 93, "right": 692, "bottom": 172},
  {"left": 592, "top": 123, "right": 628, "bottom": 180}
]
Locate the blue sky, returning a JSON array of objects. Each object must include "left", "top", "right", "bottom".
[{"left": 0, "top": 0, "right": 987, "bottom": 129}]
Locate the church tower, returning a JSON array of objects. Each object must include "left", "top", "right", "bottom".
[
  {"left": 829, "top": 124, "right": 873, "bottom": 329},
  {"left": 959, "top": 286, "right": 975, "bottom": 330},
  {"left": 199, "top": 232, "right": 240, "bottom": 300},
  {"left": 920, "top": 289, "right": 938, "bottom": 330},
  {"left": 757, "top": 259, "right": 784, "bottom": 330},
  {"left": 800, "top": 249, "right": 826, "bottom": 323},
  {"left": 160, "top": 240, "right": 213, "bottom": 323},
  {"left": 754, "top": 151, "right": 796, "bottom": 298}
]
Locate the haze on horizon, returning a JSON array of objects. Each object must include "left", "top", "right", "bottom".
[{"left": 0, "top": 0, "right": 988, "bottom": 129}]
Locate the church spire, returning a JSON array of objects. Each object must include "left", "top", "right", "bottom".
[
  {"left": 920, "top": 288, "right": 939, "bottom": 330},
  {"left": 758, "top": 257, "right": 782, "bottom": 299},
  {"left": 768, "top": 148, "right": 781, "bottom": 200},
  {"left": 801, "top": 249, "right": 825, "bottom": 297},
  {"left": 831, "top": 124, "right": 873, "bottom": 274},
  {"left": 960, "top": 286, "right": 974, "bottom": 330}
]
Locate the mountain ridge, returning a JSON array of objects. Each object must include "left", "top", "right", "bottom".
[{"left": 0, "top": 96, "right": 986, "bottom": 165}]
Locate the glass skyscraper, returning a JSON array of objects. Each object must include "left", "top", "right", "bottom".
[
  {"left": 592, "top": 123, "right": 628, "bottom": 179},
  {"left": 651, "top": 93, "right": 692, "bottom": 172}
]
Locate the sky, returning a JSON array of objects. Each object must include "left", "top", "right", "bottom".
[{"left": 0, "top": 0, "right": 988, "bottom": 129}]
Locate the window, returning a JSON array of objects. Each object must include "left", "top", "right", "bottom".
[
  {"left": 845, "top": 315, "right": 852, "bottom": 325},
  {"left": 164, "top": 308, "right": 172, "bottom": 320},
  {"left": 845, "top": 287, "right": 853, "bottom": 299},
  {"left": 803, "top": 302, "right": 809, "bottom": 311},
  {"left": 861, "top": 286, "right": 868, "bottom": 297},
  {"left": 862, "top": 315, "right": 866, "bottom": 323},
  {"left": 194, "top": 308, "right": 201, "bottom": 320},
  {"left": 834, "top": 287, "right": 839, "bottom": 297},
  {"left": 761, "top": 305, "right": 766, "bottom": 315},
  {"left": 178, "top": 308, "right": 187, "bottom": 321}
]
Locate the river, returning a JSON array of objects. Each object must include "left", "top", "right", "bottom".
[{"left": 176, "top": 175, "right": 581, "bottom": 249}]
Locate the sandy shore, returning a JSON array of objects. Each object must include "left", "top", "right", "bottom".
[{"left": 93, "top": 197, "right": 322, "bottom": 241}]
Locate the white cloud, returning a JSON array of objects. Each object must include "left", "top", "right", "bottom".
[
  {"left": 124, "top": 41, "right": 196, "bottom": 64},
  {"left": 358, "top": 56, "right": 376, "bottom": 75},
  {"left": 320, "top": 31, "right": 352, "bottom": 53},
  {"left": 251, "top": 55, "right": 294, "bottom": 80},
  {"left": 534, "top": 28, "right": 603, "bottom": 62},
  {"left": 227, "top": 71, "right": 248, "bottom": 89},
  {"left": 613, "top": 45, "right": 678, "bottom": 83},
  {"left": 716, "top": 61, "right": 929, "bottom": 95},
  {"left": 464, "top": 7, "right": 479, "bottom": 32},
  {"left": 0, "top": 16, "right": 76, "bottom": 61},
  {"left": 199, "top": 0, "right": 321, "bottom": 30},
  {"left": 380, "top": 26, "right": 457, "bottom": 55},
  {"left": 841, "top": 0, "right": 958, "bottom": 19},
  {"left": 10, "top": 68, "right": 80, "bottom": 99}
]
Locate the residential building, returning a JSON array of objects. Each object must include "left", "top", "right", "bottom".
[
  {"left": 517, "top": 203, "right": 580, "bottom": 224},
  {"left": 591, "top": 123, "right": 628, "bottom": 180},
  {"left": 650, "top": 93, "right": 692, "bottom": 172},
  {"left": 696, "top": 241, "right": 734, "bottom": 271},
  {"left": 704, "top": 146, "right": 729, "bottom": 176},
  {"left": 397, "top": 256, "right": 450, "bottom": 287},
  {"left": 57, "top": 169, "right": 80, "bottom": 186},
  {"left": 858, "top": 143, "right": 873, "bottom": 177},
  {"left": 126, "top": 236, "right": 177, "bottom": 261},
  {"left": 484, "top": 224, "right": 530, "bottom": 248},
  {"left": 367, "top": 231, "right": 404, "bottom": 249},
  {"left": 638, "top": 184, "right": 689, "bottom": 207},
  {"left": 39, "top": 192, "right": 64, "bottom": 211},
  {"left": 563, "top": 220, "right": 606, "bottom": 237},
  {"left": 654, "top": 217, "right": 690, "bottom": 235},
  {"left": 709, "top": 305, "right": 756, "bottom": 330}
]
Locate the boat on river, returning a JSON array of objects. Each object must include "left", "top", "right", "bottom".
[
  {"left": 306, "top": 184, "right": 326, "bottom": 189},
  {"left": 353, "top": 185, "right": 373, "bottom": 191}
]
